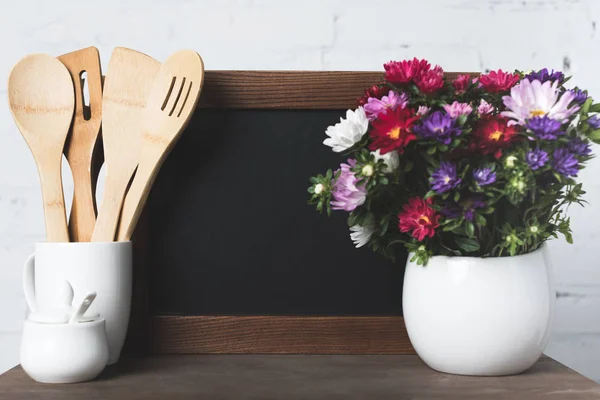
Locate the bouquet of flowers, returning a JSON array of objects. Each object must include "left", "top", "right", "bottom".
[{"left": 307, "top": 58, "right": 600, "bottom": 265}]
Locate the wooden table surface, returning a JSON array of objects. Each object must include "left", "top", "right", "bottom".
[{"left": 1, "top": 355, "right": 600, "bottom": 399}]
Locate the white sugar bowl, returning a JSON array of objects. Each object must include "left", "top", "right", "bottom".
[{"left": 20, "top": 318, "right": 109, "bottom": 383}]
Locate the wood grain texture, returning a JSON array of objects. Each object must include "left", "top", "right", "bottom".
[
  {"left": 116, "top": 50, "right": 205, "bottom": 241},
  {"left": 197, "top": 71, "right": 472, "bottom": 109},
  {"left": 58, "top": 47, "right": 103, "bottom": 242},
  {"left": 150, "top": 315, "right": 414, "bottom": 354},
  {"left": 92, "top": 47, "right": 160, "bottom": 242},
  {"left": 8, "top": 54, "right": 73, "bottom": 242},
  {"left": 2, "top": 355, "right": 599, "bottom": 399}
]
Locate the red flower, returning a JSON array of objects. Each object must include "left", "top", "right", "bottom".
[
  {"left": 398, "top": 197, "right": 440, "bottom": 241},
  {"left": 414, "top": 66, "right": 445, "bottom": 94},
  {"left": 453, "top": 74, "right": 471, "bottom": 93},
  {"left": 471, "top": 116, "right": 518, "bottom": 158},
  {"left": 478, "top": 70, "right": 520, "bottom": 93},
  {"left": 357, "top": 84, "right": 387, "bottom": 106},
  {"left": 384, "top": 58, "right": 431, "bottom": 84},
  {"left": 369, "top": 107, "right": 419, "bottom": 154}
]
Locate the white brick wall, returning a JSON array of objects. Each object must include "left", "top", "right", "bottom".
[{"left": 1, "top": 0, "right": 600, "bottom": 381}]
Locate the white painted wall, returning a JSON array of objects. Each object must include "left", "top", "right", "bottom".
[{"left": 1, "top": 0, "right": 599, "bottom": 381}]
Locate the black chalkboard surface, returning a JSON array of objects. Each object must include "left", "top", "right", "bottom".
[{"left": 146, "top": 108, "right": 407, "bottom": 316}]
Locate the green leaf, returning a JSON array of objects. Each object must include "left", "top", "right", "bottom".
[
  {"left": 588, "top": 129, "right": 600, "bottom": 143},
  {"left": 453, "top": 191, "right": 460, "bottom": 202},
  {"left": 456, "top": 114, "right": 468, "bottom": 126},
  {"left": 475, "top": 214, "right": 487, "bottom": 227},
  {"left": 380, "top": 177, "right": 389, "bottom": 185},
  {"left": 424, "top": 190, "right": 436, "bottom": 200},
  {"left": 427, "top": 146, "right": 437, "bottom": 155},
  {"left": 455, "top": 237, "right": 480, "bottom": 253},
  {"left": 589, "top": 103, "right": 600, "bottom": 113},
  {"left": 465, "top": 221, "right": 475, "bottom": 238},
  {"left": 582, "top": 97, "right": 593, "bottom": 115}
]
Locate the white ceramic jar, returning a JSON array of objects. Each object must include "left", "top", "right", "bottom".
[
  {"left": 21, "top": 319, "right": 109, "bottom": 383},
  {"left": 403, "top": 246, "right": 555, "bottom": 376},
  {"left": 24, "top": 241, "right": 132, "bottom": 364}
]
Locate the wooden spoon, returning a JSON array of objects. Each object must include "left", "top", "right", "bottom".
[
  {"left": 116, "top": 50, "right": 204, "bottom": 241},
  {"left": 91, "top": 48, "right": 160, "bottom": 242},
  {"left": 8, "top": 54, "right": 74, "bottom": 242},
  {"left": 58, "top": 47, "right": 103, "bottom": 242}
]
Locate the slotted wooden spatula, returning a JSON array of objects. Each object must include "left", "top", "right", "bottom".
[
  {"left": 91, "top": 48, "right": 160, "bottom": 242},
  {"left": 58, "top": 47, "right": 103, "bottom": 242},
  {"left": 116, "top": 50, "right": 204, "bottom": 241}
]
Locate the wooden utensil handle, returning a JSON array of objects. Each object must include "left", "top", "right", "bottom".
[
  {"left": 68, "top": 162, "right": 97, "bottom": 242},
  {"left": 38, "top": 161, "right": 70, "bottom": 242},
  {"left": 92, "top": 175, "right": 131, "bottom": 242},
  {"left": 116, "top": 157, "right": 161, "bottom": 242}
]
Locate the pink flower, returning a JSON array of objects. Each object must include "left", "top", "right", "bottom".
[
  {"left": 417, "top": 105, "right": 430, "bottom": 116},
  {"left": 453, "top": 74, "right": 471, "bottom": 93},
  {"left": 443, "top": 101, "right": 473, "bottom": 118},
  {"left": 415, "top": 66, "right": 444, "bottom": 94},
  {"left": 384, "top": 58, "right": 431, "bottom": 84},
  {"left": 363, "top": 90, "right": 408, "bottom": 121},
  {"left": 477, "top": 99, "right": 494, "bottom": 115},
  {"left": 331, "top": 159, "right": 367, "bottom": 212}
]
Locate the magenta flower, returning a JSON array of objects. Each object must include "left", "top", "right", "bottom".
[
  {"left": 443, "top": 101, "right": 473, "bottom": 118},
  {"left": 477, "top": 99, "right": 494, "bottom": 115},
  {"left": 331, "top": 159, "right": 367, "bottom": 211},
  {"left": 363, "top": 90, "right": 408, "bottom": 121}
]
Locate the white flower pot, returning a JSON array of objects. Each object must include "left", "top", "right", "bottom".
[{"left": 402, "top": 246, "right": 554, "bottom": 376}]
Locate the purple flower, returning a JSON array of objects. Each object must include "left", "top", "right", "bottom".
[
  {"left": 442, "top": 198, "right": 486, "bottom": 222},
  {"left": 568, "top": 137, "right": 592, "bottom": 156},
  {"left": 552, "top": 149, "right": 579, "bottom": 177},
  {"left": 331, "top": 159, "right": 367, "bottom": 211},
  {"left": 570, "top": 88, "right": 588, "bottom": 105},
  {"left": 526, "top": 149, "right": 549, "bottom": 170},
  {"left": 525, "top": 68, "right": 564, "bottom": 83},
  {"left": 525, "top": 116, "right": 564, "bottom": 140},
  {"left": 413, "top": 111, "right": 462, "bottom": 145},
  {"left": 587, "top": 115, "right": 600, "bottom": 129},
  {"left": 430, "top": 162, "right": 462, "bottom": 193},
  {"left": 363, "top": 91, "right": 408, "bottom": 121},
  {"left": 473, "top": 167, "right": 496, "bottom": 186}
]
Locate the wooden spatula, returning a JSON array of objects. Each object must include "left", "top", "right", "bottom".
[
  {"left": 8, "top": 54, "right": 74, "bottom": 242},
  {"left": 91, "top": 48, "right": 160, "bottom": 242},
  {"left": 115, "top": 50, "right": 204, "bottom": 241},
  {"left": 58, "top": 47, "right": 103, "bottom": 242}
]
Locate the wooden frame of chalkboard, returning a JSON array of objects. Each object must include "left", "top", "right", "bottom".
[{"left": 127, "top": 70, "right": 465, "bottom": 356}]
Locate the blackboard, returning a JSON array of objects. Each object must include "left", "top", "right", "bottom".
[
  {"left": 129, "top": 71, "right": 464, "bottom": 355},
  {"left": 146, "top": 108, "right": 406, "bottom": 316}
]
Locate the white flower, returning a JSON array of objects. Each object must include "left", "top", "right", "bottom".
[
  {"left": 361, "top": 164, "right": 374, "bottom": 177},
  {"left": 505, "top": 155, "right": 518, "bottom": 168},
  {"left": 501, "top": 79, "right": 580, "bottom": 125},
  {"left": 323, "top": 107, "right": 368, "bottom": 152},
  {"left": 350, "top": 224, "right": 375, "bottom": 248},
  {"left": 314, "top": 183, "right": 324, "bottom": 194},
  {"left": 371, "top": 149, "right": 399, "bottom": 173}
]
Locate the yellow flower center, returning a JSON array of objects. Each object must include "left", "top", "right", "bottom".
[
  {"left": 387, "top": 127, "right": 401, "bottom": 140},
  {"left": 418, "top": 215, "right": 431, "bottom": 225},
  {"left": 530, "top": 109, "right": 546, "bottom": 117},
  {"left": 444, "top": 176, "right": 451, "bottom": 184},
  {"left": 489, "top": 130, "right": 503, "bottom": 141}
]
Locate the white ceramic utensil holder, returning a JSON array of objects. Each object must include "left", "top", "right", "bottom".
[
  {"left": 21, "top": 318, "right": 109, "bottom": 383},
  {"left": 23, "top": 242, "right": 132, "bottom": 365}
]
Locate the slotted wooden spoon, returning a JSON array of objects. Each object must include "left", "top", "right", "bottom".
[
  {"left": 8, "top": 54, "right": 74, "bottom": 242},
  {"left": 58, "top": 46, "right": 103, "bottom": 242},
  {"left": 116, "top": 50, "right": 204, "bottom": 241},
  {"left": 91, "top": 48, "right": 160, "bottom": 242}
]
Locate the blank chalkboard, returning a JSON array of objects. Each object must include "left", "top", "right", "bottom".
[
  {"left": 130, "top": 71, "right": 464, "bottom": 355},
  {"left": 146, "top": 108, "right": 406, "bottom": 316}
]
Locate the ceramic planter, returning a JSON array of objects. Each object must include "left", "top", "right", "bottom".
[{"left": 403, "top": 246, "right": 554, "bottom": 376}]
